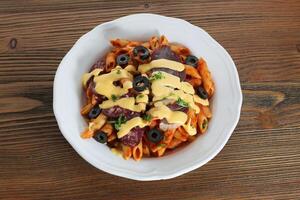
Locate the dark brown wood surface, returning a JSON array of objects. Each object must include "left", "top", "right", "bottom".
[{"left": 1, "top": 0, "right": 300, "bottom": 199}]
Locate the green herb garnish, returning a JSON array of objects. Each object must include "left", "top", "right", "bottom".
[
  {"left": 114, "top": 115, "right": 127, "bottom": 130},
  {"left": 176, "top": 97, "right": 189, "bottom": 108},
  {"left": 116, "top": 69, "right": 121, "bottom": 74},
  {"left": 149, "top": 71, "right": 165, "bottom": 81},
  {"left": 137, "top": 94, "right": 144, "bottom": 98},
  {"left": 111, "top": 94, "right": 118, "bottom": 102},
  {"left": 142, "top": 114, "right": 152, "bottom": 122}
]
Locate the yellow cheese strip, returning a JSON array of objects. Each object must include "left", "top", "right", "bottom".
[
  {"left": 94, "top": 66, "right": 133, "bottom": 98},
  {"left": 117, "top": 117, "right": 150, "bottom": 138},
  {"left": 138, "top": 59, "right": 185, "bottom": 73},
  {"left": 148, "top": 102, "right": 187, "bottom": 124},
  {"left": 151, "top": 71, "right": 194, "bottom": 95},
  {"left": 135, "top": 94, "right": 149, "bottom": 103},
  {"left": 124, "top": 65, "right": 137, "bottom": 73},
  {"left": 153, "top": 90, "right": 200, "bottom": 113},
  {"left": 99, "top": 97, "right": 146, "bottom": 112},
  {"left": 182, "top": 118, "right": 197, "bottom": 136},
  {"left": 194, "top": 95, "right": 209, "bottom": 106},
  {"left": 82, "top": 68, "right": 103, "bottom": 88}
]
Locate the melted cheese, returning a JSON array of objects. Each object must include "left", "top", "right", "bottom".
[
  {"left": 183, "top": 118, "right": 197, "bottom": 136},
  {"left": 151, "top": 71, "right": 194, "bottom": 95},
  {"left": 124, "top": 65, "right": 137, "bottom": 73},
  {"left": 135, "top": 94, "right": 149, "bottom": 103},
  {"left": 153, "top": 90, "right": 200, "bottom": 113},
  {"left": 82, "top": 68, "right": 103, "bottom": 87},
  {"left": 94, "top": 67, "right": 133, "bottom": 98},
  {"left": 148, "top": 102, "right": 187, "bottom": 124},
  {"left": 117, "top": 117, "right": 149, "bottom": 138},
  {"left": 194, "top": 95, "right": 209, "bottom": 106},
  {"left": 138, "top": 59, "right": 185, "bottom": 73},
  {"left": 150, "top": 71, "right": 199, "bottom": 113},
  {"left": 100, "top": 97, "right": 146, "bottom": 112}
]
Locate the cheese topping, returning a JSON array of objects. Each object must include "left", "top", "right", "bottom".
[
  {"left": 182, "top": 118, "right": 197, "bottom": 136},
  {"left": 194, "top": 95, "right": 209, "bottom": 106},
  {"left": 117, "top": 117, "right": 150, "bottom": 138},
  {"left": 153, "top": 89, "right": 200, "bottom": 114},
  {"left": 151, "top": 71, "right": 194, "bottom": 95},
  {"left": 82, "top": 68, "right": 103, "bottom": 87},
  {"left": 135, "top": 94, "right": 149, "bottom": 103},
  {"left": 138, "top": 59, "right": 185, "bottom": 73},
  {"left": 85, "top": 59, "right": 205, "bottom": 137},
  {"left": 100, "top": 97, "right": 146, "bottom": 112},
  {"left": 94, "top": 67, "right": 133, "bottom": 98},
  {"left": 148, "top": 102, "right": 188, "bottom": 125}
]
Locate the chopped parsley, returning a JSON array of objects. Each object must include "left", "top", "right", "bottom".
[
  {"left": 176, "top": 97, "right": 189, "bottom": 108},
  {"left": 111, "top": 94, "right": 118, "bottom": 102},
  {"left": 116, "top": 69, "right": 121, "bottom": 74},
  {"left": 114, "top": 115, "right": 127, "bottom": 130},
  {"left": 149, "top": 71, "right": 165, "bottom": 81},
  {"left": 142, "top": 114, "right": 152, "bottom": 122},
  {"left": 137, "top": 94, "right": 144, "bottom": 98}
]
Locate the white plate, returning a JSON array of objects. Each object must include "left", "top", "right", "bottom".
[{"left": 53, "top": 13, "right": 242, "bottom": 181}]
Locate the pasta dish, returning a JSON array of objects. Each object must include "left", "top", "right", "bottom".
[{"left": 80, "top": 35, "right": 214, "bottom": 161}]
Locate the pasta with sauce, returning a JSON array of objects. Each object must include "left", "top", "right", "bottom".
[{"left": 80, "top": 35, "right": 215, "bottom": 161}]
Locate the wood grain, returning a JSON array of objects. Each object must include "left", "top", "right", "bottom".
[{"left": 0, "top": 0, "right": 300, "bottom": 199}]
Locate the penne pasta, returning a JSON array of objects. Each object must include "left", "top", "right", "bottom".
[
  {"left": 159, "top": 35, "right": 169, "bottom": 46},
  {"left": 170, "top": 44, "right": 190, "bottom": 56},
  {"left": 101, "top": 123, "right": 113, "bottom": 136},
  {"left": 167, "top": 137, "right": 182, "bottom": 149},
  {"left": 174, "top": 127, "right": 188, "bottom": 142},
  {"left": 200, "top": 105, "right": 212, "bottom": 119},
  {"left": 187, "top": 78, "right": 202, "bottom": 87},
  {"left": 142, "top": 143, "right": 150, "bottom": 157},
  {"left": 110, "top": 39, "right": 130, "bottom": 48},
  {"left": 105, "top": 52, "right": 116, "bottom": 72},
  {"left": 149, "top": 36, "right": 159, "bottom": 49},
  {"left": 156, "top": 146, "right": 167, "bottom": 157},
  {"left": 80, "top": 102, "right": 94, "bottom": 116},
  {"left": 121, "top": 144, "right": 132, "bottom": 160},
  {"left": 132, "top": 140, "right": 143, "bottom": 161},
  {"left": 80, "top": 129, "right": 94, "bottom": 139},
  {"left": 197, "top": 58, "right": 215, "bottom": 98},
  {"left": 108, "top": 133, "right": 117, "bottom": 142},
  {"left": 197, "top": 113, "right": 208, "bottom": 134},
  {"left": 185, "top": 65, "right": 202, "bottom": 79}
]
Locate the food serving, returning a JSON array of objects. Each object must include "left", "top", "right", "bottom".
[{"left": 80, "top": 35, "right": 215, "bottom": 161}]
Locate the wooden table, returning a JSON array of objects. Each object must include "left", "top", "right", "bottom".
[{"left": 1, "top": 1, "right": 300, "bottom": 199}]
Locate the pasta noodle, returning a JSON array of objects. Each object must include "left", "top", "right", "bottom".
[
  {"left": 174, "top": 127, "right": 188, "bottom": 142},
  {"left": 122, "top": 144, "right": 132, "bottom": 160},
  {"left": 149, "top": 36, "right": 159, "bottom": 49},
  {"left": 159, "top": 35, "right": 169, "bottom": 46},
  {"left": 170, "top": 44, "right": 190, "bottom": 56},
  {"left": 110, "top": 39, "right": 130, "bottom": 48},
  {"left": 142, "top": 142, "right": 150, "bottom": 157},
  {"left": 132, "top": 140, "right": 143, "bottom": 161},
  {"left": 197, "top": 113, "right": 208, "bottom": 134},
  {"left": 197, "top": 58, "right": 215, "bottom": 98},
  {"left": 167, "top": 137, "right": 182, "bottom": 149},
  {"left": 185, "top": 65, "right": 201, "bottom": 79},
  {"left": 105, "top": 52, "right": 116, "bottom": 72},
  {"left": 200, "top": 105, "right": 212, "bottom": 119}
]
